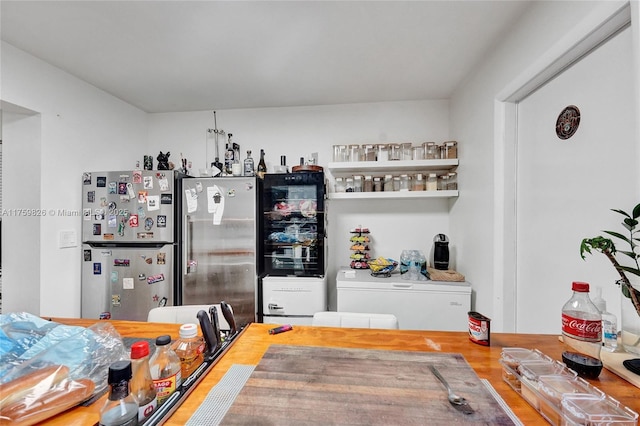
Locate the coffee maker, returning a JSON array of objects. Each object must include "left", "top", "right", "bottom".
[{"left": 433, "top": 234, "right": 449, "bottom": 270}]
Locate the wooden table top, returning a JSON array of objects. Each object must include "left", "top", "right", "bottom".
[{"left": 45, "top": 318, "right": 640, "bottom": 425}]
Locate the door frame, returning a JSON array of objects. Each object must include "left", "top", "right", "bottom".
[{"left": 492, "top": 1, "right": 634, "bottom": 332}]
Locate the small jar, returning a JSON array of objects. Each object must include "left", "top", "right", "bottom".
[
  {"left": 423, "top": 142, "right": 438, "bottom": 159},
  {"left": 334, "top": 177, "right": 346, "bottom": 193},
  {"left": 401, "top": 143, "right": 413, "bottom": 160},
  {"left": 348, "top": 144, "right": 361, "bottom": 162},
  {"left": 412, "top": 146, "right": 425, "bottom": 160},
  {"left": 345, "top": 177, "right": 355, "bottom": 192},
  {"left": 376, "top": 144, "right": 389, "bottom": 162},
  {"left": 389, "top": 144, "right": 402, "bottom": 161},
  {"left": 363, "top": 175, "right": 373, "bottom": 192},
  {"left": 438, "top": 174, "right": 449, "bottom": 190},
  {"left": 332, "top": 145, "right": 348, "bottom": 162},
  {"left": 399, "top": 174, "right": 410, "bottom": 191},
  {"left": 383, "top": 175, "right": 393, "bottom": 191},
  {"left": 393, "top": 176, "right": 401, "bottom": 191},
  {"left": 413, "top": 173, "right": 424, "bottom": 191},
  {"left": 426, "top": 173, "right": 438, "bottom": 191},
  {"left": 373, "top": 177, "right": 383, "bottom": 192},
  {"left": 362, "top": 145, "right": 376, "bottom": 161},
  {"left": 443, "top": 141, "right": 458, "bottom": 159},
  {"left": 353, "top": 175, "right": 363, "bottom": 192},
  {"left": 447, "top": 172, "right": 458, "bottom": 190}
]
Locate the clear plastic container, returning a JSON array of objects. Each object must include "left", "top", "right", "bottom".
[
  {"left": 443, "top": 141, "right": 458, "bottom": 159},
  {"left": 149, "top": 335, "right": 182, "bottom": 405},
  {"left": 172, "top": 323, "right": 205, "bottom": 380},
  {"left": 345, "top": 177, "right": 354, "bottom": 192},
  {"left": 538, "top": 375, "right": 604, "bottom": 425},
  {"left": 353, "top": 175, "right": 363, "bottom": 192},
  {"left": 413, "top": 174, "right": 424, "bottom": 191},
  {"left": 363, "top": 175, "right": 373, "bottom": 192},
  {"left": 389, "top": 144, "right": 402, "bottom": 161},
  {"left": 393, "top": 176, "right": 401, "bottom": 191},
  {"left": 447, "top": 172, "right": 458, "bottom": 190},
  {"left": 373, "top": 177, "right": 382, "bottom": 192},
  {"left": 383, "top": 175, "right": 393, "bottom": 192},
  {"left": 399, "top": 174, "right": 410, "bottom": 191},
  {"left": 401, "top": 143, "right": 413, "bottom": 160},
  {"left": 438, "top": 174, "right": 449, "bottom": 191},
  {"left": 412, "top": 146, "right": 425, "bottom": 160},
  {"left": 500, "top": 348, "right": 548, "bottom": 390},
  {"left": 426, "top": 173, "right": 438, "bottom": 191},
  {"left": 334, "top": 177, "right": 346, "bottom": 193},
  {"left": 561, "top": 394, "right": 638, "bottom": 426}
]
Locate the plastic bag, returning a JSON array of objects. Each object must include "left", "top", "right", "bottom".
[{"left": 0, "top": 312, "right": 128, "bottom": 425}]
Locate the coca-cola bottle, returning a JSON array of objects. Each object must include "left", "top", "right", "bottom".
[{"left": 561, "top": 281, "right": 602, "bottom": 343}]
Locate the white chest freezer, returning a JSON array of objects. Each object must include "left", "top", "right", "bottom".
[
  {"left": 261, "top": 275, "right": 328, "bottom": 326},
  {"left": 336, "top": 269, "right": 471, "bottom": 331}
]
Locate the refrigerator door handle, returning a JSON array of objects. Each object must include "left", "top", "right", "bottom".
[
  {"left": 268, "top": 303, "right": 284, "bottom": 310},
  {"left": 184, "top": 215, "right": 191, "bottom": 274}
]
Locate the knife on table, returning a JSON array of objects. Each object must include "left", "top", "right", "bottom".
[
  {"left": 209, "top": 305, "right": 222, "bottom": 351},
  {"left": 220, "top": 300, "right": 237, "bottom": 335},
  {"left": 196, "top": 309, "right": 217, "bottom": 356}
]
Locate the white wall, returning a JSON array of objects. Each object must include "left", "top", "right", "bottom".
[
  {"left": 450, "top": 1, "right": 634, "bottom": 331},
  {"left": 1, "top": 42, "right": 148, "bottom": 317},
  {"left": 148, "top": 101, "right": 451, "bottom": 309}
]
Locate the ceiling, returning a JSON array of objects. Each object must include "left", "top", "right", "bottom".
[{"left": 1, "top": 1, "right": 532, "bottom": 113}]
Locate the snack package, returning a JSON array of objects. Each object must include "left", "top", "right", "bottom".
[{"left": 0, "top": 312, "right": 128, "bottom": 425}]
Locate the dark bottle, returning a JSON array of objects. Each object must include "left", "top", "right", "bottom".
[
  {"left": 224, "top": 133, "right": 235, "bottom": 175},
  {"left": 100, "top": 360, "right": 138, "bottom": 426},
  {"left": 280, "top": 155, "right": 289, "bottom": 173},
  {"left": 257, "top": 149, "right": 267, "bottom": 179}
]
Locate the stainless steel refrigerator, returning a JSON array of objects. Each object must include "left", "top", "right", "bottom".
[
  {"left": 176, "top": 176, "right": 258, "bottom": 327},
  {"left": 81, "top": 170, "right": 176, "bottom": 321}
]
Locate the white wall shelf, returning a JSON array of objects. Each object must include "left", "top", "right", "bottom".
[
  {"left": 327, "top": 159, "right": 458, "bottom": 175},
  {"left": 328, "top": 190, "right": 458, "bottom": 200}
]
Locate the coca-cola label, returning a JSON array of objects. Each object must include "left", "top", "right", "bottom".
[{"left": 562, "top": 313, "right": 602, "bottom": 342}]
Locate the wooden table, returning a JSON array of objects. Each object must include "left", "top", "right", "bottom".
[{"left": 45, "top": 319, "right": 640, "bottom": 425}]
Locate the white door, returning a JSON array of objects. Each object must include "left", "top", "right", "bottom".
[{"left": 515, "top": 27, "right": 637, "bottom": 333}]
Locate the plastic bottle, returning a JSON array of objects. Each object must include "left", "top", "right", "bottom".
[
  {"left": 100, "top": 360, "right": 138, "bottom": 426},
  {"left": 591, "top": 287, "right": 618, "bottom": 351},
  {"left": 244, "top": 150, "right": 255, "bottom": 176},
  {"left": 224, "top": 133, "right": 235, "bottom": 175},
  {"left": 561, "top": 281, "right": 602, "bottom": 343},
  {"left": 257, "top": 149, "right": 267, "bottom": 179},
  {"left": 130, "top": 341, "right": 158, "bottom": 422},
  {"left": 149, "top": 335, "right": 182, "bottom": 405},
  {"left": 172, "top": 323, "right": 205, "bottom": 380}
]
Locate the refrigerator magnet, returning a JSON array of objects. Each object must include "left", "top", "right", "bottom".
[
  {"left": 111, "top": 271, "right": 118, "bottom": 283},
  {"left": 143, "top": 176, "right": 153, "bottom": 189},
  {"left": 93, "top": 263, "right": 101, "bottom": 274},
  {"left": 158, "top": 177, "right": 169, "bottom": 191},
  {"left": 96, "top": 176, "right": 107, "bottom": 187},
  {"left": 160, "top": 194, "right": 172, "bottom": 204},
  {"left": 157, "top": 253, "right": 166, "bottom": 264},
  {"left": 156, "top": 215, "right": 166, "bottom": 228},
  {"left": 108, "top": 182, "right": 117, "bottom": 194},
  {"left": 118, "top": 182, "right": 127, "bottom": 195},
  {"left": 92, "top": 223, "right": 101, "bottom": 235},
  {"left": 83, "top": 250, "right": 91, "bottom": 261},
  {"left": 147, "top": 195, "right": 160, "bottom": 211},
  {"left": 107, "top": 215, "right": 117, "bottom": 228},
  {"left": 138, "top": 273, "right": 146, "bottom": 281},
  {"left": 144, "top": 217, "right": 154, "bottom": 230},
  {"left": 123, "top": 277, "right": 134, "bottom": 290},
  {"left": 83, "top": 172, "right": 91, "bottom": 185},
  {"left": 137, "top": 207, "right": 146, "bottom": 218},
  {"left": 87, "top": 191, "right": 95, "bottom": 203},
  {"left": 129, "top": 215, "right": 139, "bottom": 227},
  {"left": 126, "top": 182, "right": 135, "bottom": 198},
  {"left": 133, "top": 170, "right": 142, "bottom": 184},
  {"left": 137, "top": 191, "right": 148, "bottom": 203},
  {"left": 111, "top": 294, "right": 121, "bottom": 306}
]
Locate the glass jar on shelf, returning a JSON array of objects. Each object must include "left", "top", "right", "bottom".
[
  {"left": 424, "top": 142, "right": 438, "bottom": 159},
  {"left": 353, "top": 175, "right": 363, "bottom": 192},
  {"left": 348, "top": 144, "right": 361, "bottom": 162},
  {"left": 332, "top": 145, "right": 348, "bottom": 162},
  {"left": 443, "top": 141, "right": 458, "bottom": 159},
  {"left": 413, "top": 173, "right": 425, "bottom": 191},
  {"left": 362, "top": 144, "right": 376, "bottom": 161},
  {"left": 389, "top": 144, "right": 402, "bottom": 161},
  {"left": 426, "top": 173, "right": 438, "bottom": 191},
  {"left": 412, "top": 145, "right": 425, "bottom": 160},
  {"left": 334, "top": 177, "right": 346, "bottom": 193},
  {"left": 345, "top": 177, "right": 355, "bottom": 192},
  {"left": 447, "top": 172, "right": 458, "bottom": 190},
  {"left": 376, "top": 144, "right": 389, "bottom": 161},
  {"left": 399, "top": 174, "right": 411, "bottom": 191},
  {"left": 383, "top": 175, "right": 393, "bottom": 191},
  {"left": 363, "top": 175, "right": 373, "bottom": 192},
  {"left": 401, "top": 143, "right": 413, "bottom": 160},
  {"left": 393, "top": 176, "right": 401, "bottom": 191},
  {"left": 438, "top": 174, "right": 450, "bottom": 190},
  {"left": 373, "top": 176, "right": 383, "bottom": 192}
]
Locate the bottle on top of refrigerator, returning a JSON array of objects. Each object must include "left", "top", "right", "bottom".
[
  {"left": 172, "top": 323, "right": 205, "bottom": 380},
  {"left": 224, "top": 133, "right": 235, "bottom": 175},
  {"left": 591, "top": 286, "right": 618, "bottom": 351},
  {"left": 149, "top": 335, "right": 182, "bottom": 405},
  {"left": 99, "top": 360, "right": 138, "bottom": 426},
  {"left": 257, "top": 149, "right": 267, "bottom": 178},
  {"left": 130, "top": 341, "right": 157, "bottom": 422},
  {"left": 561, "top": 281, "right": 602, "bottom": 343},
  {"left": 244, "top": 150, "right": 255, "bottom": 176}
]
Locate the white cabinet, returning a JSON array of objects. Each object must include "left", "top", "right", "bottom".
[
  {"left": 336, "top": 269, "right": 471, "bottom": 331},
  {"left": 327, "top": 159, "right": 458, "bottom": 200}
]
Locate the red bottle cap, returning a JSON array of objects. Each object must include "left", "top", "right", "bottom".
[
  {"left": 572, "top": 281, "right": 590, "bottom": 292},
  {"left": 131, "top": 340, "right": 150, "bottom": 359}
]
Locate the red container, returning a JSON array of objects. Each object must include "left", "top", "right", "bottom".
[{"left": 468, "top": 311, "right": 491, "bottom": 346}]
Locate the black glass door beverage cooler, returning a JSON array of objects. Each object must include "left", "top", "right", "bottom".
[{"left": 260, "top": 171, "right": 326, "bottom": 277}]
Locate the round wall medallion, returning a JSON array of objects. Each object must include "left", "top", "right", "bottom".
[{"left": 556, "top": 105, "right": 580, "bottom": 140}]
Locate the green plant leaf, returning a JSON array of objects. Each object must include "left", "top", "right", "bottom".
[
  {"left": 603, "top": 230, "right": 631, "bottom": 244},
  {"left": 618, "top": 265, "right": 640, "bottom": 277},
  {"left": 633, "top": 203, "right": 640, "bottom": 219},
  {"left": 624, "top": 218, "right": 639, "bottom": 228},
  {"left": 612, "top": 208, "right": 631, "bottom": 218},
  {"left": 619, "top": 250, "right": 637, "bottom": 260}
]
